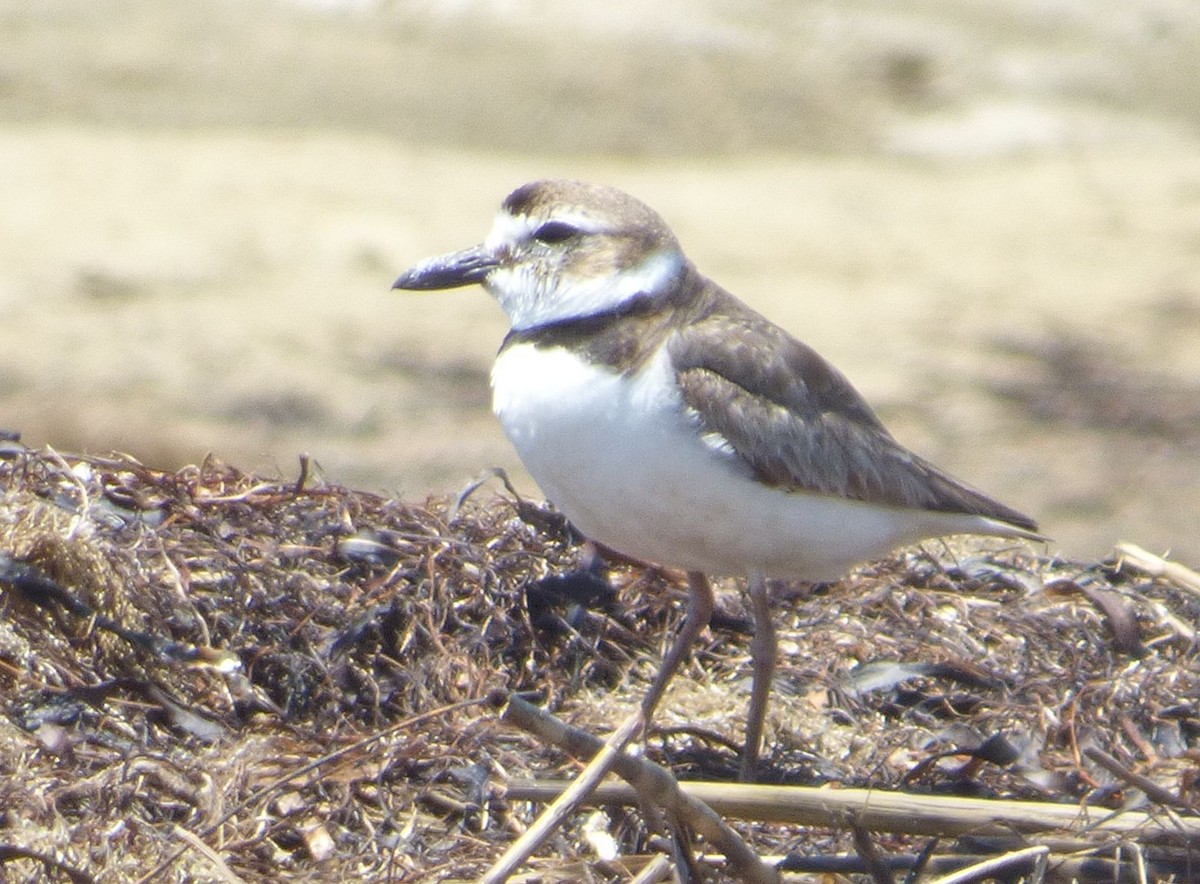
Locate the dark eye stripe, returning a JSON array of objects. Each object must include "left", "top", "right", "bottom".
[{"left": 531, "top": 221, "right": 578, "bottom": 244}]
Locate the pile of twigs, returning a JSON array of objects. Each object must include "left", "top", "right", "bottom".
[{"left": 0, "top": 444, "right": 1196, "bottom": 882}]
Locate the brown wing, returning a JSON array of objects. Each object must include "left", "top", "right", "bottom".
[{"left": 670, "top": 285, "right": 1039, "bottom": 532}]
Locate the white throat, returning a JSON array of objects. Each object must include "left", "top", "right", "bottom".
[
  {"left": 488, "top": 250, "right": 683, "bottom": 331},
  {"left": 482, "top": 211, "right": 685, "bottom": 331}
]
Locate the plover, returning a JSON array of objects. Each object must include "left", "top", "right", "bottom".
[{"left": 394, "top": 179, "right": 1041, "bottom": 779}]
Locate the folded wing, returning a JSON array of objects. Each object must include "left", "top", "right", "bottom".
[{"left": 670, "top": 287, "right": 1039, "bottom": 534}]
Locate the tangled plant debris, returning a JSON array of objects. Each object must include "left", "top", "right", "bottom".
[{"left": 0, "top": 445, "right": 1197, "bottom": 881}]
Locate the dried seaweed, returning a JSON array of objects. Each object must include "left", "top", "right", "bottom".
[{"left": 0, "top": 446, "right": 1197, "bottom": 881}]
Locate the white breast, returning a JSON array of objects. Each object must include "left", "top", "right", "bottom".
[{"left": 491, "top": 341, "right": 1007, "bottom": 580}]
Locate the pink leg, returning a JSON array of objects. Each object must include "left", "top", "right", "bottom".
[
  {"left": 640, "top": 571, "right": 715, "bottom": 722},
  {"left": 740, "top": 569, "right": 775, "bottom": 781}
]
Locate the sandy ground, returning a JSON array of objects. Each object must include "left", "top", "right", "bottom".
[{"left": 2, "top": 0, "right": 1199, "bottom": 564}]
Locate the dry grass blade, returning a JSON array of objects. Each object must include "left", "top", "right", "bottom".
[
  {"left": 1116, "top": 542, "right": 1200, "bottom": 596},
  {"left": 135, "top": 698, "right": 485, "bottom": 883},
  {"left": 627, "top": 853, "right": 674, "bottom": 884},
  {"left": 169, "top": 826, "right": 249, "bottom": 884},
  {"left": 928, "top": 845, "right": 1049, "bottom": 884},
  {"left": 504, "top": 780, "right": 1200, "bottom": 844},
  {"left": 776, "top": 849, "right": 1181, "bottom": 881},
  {"left": 0, "top": 846, "right": 94, "bottom": 884}
]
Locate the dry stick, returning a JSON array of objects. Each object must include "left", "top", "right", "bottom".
[
  {"left": 1116, "top": 542, "right": 1200, "bottom": 597},
  {"left": 481, "top": 706, "right": 644, "bottom": 884},
  {"left": 1125, "top": 842, "right": 1149, "bottom": 884},
  {"left": 929, "top": 845, "right": 1050, "bottom": 884},
  {"left": 1084, "top": 747, "right": 1198, "bottom": 813},
  {"left": 501, "top": 694, "right": 779, "bottom": 884},
  {"left": 505, "top": 779, "right": 1200, "bottom": 846},
  {"left": 170, "top": 826, "right": 249, "bottom": 884},
  {"left": 776, "top": 849, "right": 1186, "bottom": 881},
  {"left": 844, "top": 810, "right": 895, "bottom": 884},
  {"left": 627, "top": 854, "right": 674, "bottom": 884},
  {"left": 900, "top": 838, "right": 940, "bottom": 884},
  {"left": 135, "top": 697, "right": 487, "bottom": 884},
  {"left": 0, "top": 846, "right": 94, "bottom": 884}
]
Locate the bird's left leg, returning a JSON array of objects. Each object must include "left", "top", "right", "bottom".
[{"left": 740, "top": 569, "right": 775, "bottom": 782}]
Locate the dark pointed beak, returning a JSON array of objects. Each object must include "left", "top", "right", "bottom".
[{"left": 392, "top": 244, "right": 497, "bottom": 291}]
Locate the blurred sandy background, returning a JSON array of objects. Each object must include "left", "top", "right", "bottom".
[{"left": 2, "top": 0, "right": 1198, "bottom": 564}]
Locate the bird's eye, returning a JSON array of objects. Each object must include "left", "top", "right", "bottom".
[{"left": 531, "top": 221, "right": 578, "bottom": 245}]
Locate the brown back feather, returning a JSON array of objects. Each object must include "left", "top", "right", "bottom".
[{"left": 670, "top": 276, "right": 1039, "bottom": 531}]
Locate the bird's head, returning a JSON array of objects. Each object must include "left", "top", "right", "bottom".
[{"left": 393, "top": 180, "right": 686, "bottom": 331}]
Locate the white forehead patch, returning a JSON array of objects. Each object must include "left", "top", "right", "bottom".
[
  {"left": 484, "top": 211, "right": 533, "bottom": 252},
  {"left": 484, "top": 209, "right": 608, "bottom": 251}
]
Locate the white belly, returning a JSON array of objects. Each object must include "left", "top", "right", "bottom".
[{"left": 491, "top": 342, "right": 997, "bottom": 580}]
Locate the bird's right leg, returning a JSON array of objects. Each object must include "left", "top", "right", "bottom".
[{"left": 639, "top": 571, "right": 715, "bottom": 725}]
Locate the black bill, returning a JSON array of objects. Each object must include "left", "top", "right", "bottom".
[{"left": 392, "top": 244, "right": 497, "bottom": 291}]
